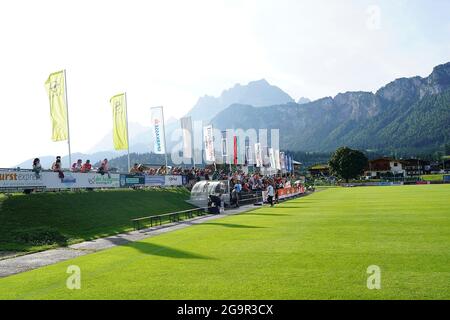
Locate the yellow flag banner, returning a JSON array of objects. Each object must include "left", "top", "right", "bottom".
[
  {"left": 45, "top": 71, "right": 68, "bottom": 141},
  {"left": 110, "top": 93, "right": 128, "bottom": 150}
]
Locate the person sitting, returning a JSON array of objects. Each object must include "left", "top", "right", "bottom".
[
  {"left": 51, "top": 155, "right": 61, "bottom": 171},
  {"left": 208, "top": 194, "right": 222, "bottom": 214},
  {"left": 81, "top": 160, "right": 92, "bottom": 173},
  {"left": 52, "top": 158, "right": 64, "bottom": 179},
  {"left": 32, "top": 158, "right": 42, "bottom": 178},
  {"left": 71, "top": 159, "right": 82, "bottom": 172},
  {"left": 97, "top": 158, "right": 110, "bottom": 177},
  {"left": 159, "top": 165, "right": 167, "bottom": 175},
  {"left": 130, "top": 163, "right": 140, "bottom": 174}
]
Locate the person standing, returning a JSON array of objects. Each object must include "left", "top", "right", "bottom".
[
  {"left": 231, "top": 186, "right": 239, "bottom": 208},
  {"left": 275, "top": 178, "right": 283, "bottom": 204},
  {"left": 267, "top": 183, "right": 275, "bottom": 207}
]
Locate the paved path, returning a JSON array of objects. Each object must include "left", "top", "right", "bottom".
[{"left": 0, "top": 204, "right": 259, "bottom": 278}]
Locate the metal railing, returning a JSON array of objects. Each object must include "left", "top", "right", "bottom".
[
  {"left": 132, "top": 207, "right": 210, "bottom": 230},
  {"left": 235, "top": 191, "right": 263, "bottom": 204},
  {"left": 131, "top": 190, "right": 306, "bottom": 231},
  {"left": 0, "top": 167, "right": 173, "bottom": 175}
]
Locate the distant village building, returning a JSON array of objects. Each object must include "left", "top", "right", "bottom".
[
  {"left": 308, "top": 164, "right": 330, "bottom": 177},
  {"left": 402, "top": 159, "right": 431, "bottom": 176},
  {"left": 364, "top": 158, "right": 406, "bottom": 178}
]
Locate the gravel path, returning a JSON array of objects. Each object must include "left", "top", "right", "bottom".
[{"left": 0, "top": 252, "right": 21, "bottom": 260}]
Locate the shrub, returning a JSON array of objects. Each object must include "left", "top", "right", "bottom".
[{"left": 12, "top": 227, "right": 68, "bottom": 246}]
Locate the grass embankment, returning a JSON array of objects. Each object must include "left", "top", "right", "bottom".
[
  {"left": 421, "top": 174, "right": 444, "bottom": 181},
  {"left": 0, "top": 188, "right": 192, "bottom": 252},
  {"left": 0, "top": 185, "right": 448, "bottom": 299}
]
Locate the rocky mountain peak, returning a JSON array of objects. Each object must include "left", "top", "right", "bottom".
[
  {"left": 186, "top": 79, "right": 294, "bottom": 122},
  {"left": 297, "top": 97, "right": 311, "bottom": 104},
  {"left": 426, "top": 62, "right": 450, "bottom": 94}
]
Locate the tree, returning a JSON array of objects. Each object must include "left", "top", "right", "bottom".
[
  {"left": 328, "top": 147, "right": 368, "bottom": 183},
  {"left": 445, "top": 142, "right": 450, "bottom": 156}
]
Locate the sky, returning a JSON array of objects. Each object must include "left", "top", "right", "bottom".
[{"left": 0, "top": 0, "right": 449, "bottom": 167}]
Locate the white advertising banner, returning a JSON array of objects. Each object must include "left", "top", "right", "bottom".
[
  {"left": 254, "top": 143, "right": 262, "bottom": 167},
  {"left": 275, "top": 150, "right": 281, "bottom": 170},
  {"left": 42, "top": 172, "right": 120, "bottom": 189},
  {"left": 203, "top": 125, "right": 215, "bottom": 162},
  {"left": 164, "top": 175, "right": 184, "bottom": 186},
  {"left": 280, "top": 152, "right": 286, "bottom": 172},
  {"left": 0, "top": 171, "right": 45, "bottom": 188},
  {"left": 180, "top": 116, "right": 193, "bottom": 159},
  {"left": 151, "top": 106, "right": 166, "bottom": 154},
  {"left": 268, "top": 148, "right": 276, "bottom": 169},
  {"left": 0, "top": 170, "right": 120, "bottom": 189}
]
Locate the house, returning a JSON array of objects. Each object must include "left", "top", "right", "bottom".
[
  {"left": 308, "top": 164, "right": 330, "bottom": 177},
  {"left": 425, "top": 158, "right": 450, "bottom": 174},
  {"left": 402, "top": 159, "right": 431, "bottom": 176},
  {"left": 365, "top": 158, "right": 406, "bottom": 178}
]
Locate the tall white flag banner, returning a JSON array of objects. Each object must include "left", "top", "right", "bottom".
[
  {"left": 254, "top": 143, "right": 262, "bottom": 167},
  {"left": 221, "top": 132, "right": 227, "bottom": 157},
  {"left": 275, "top": 150, "right": 281, "bottom": 170},
  {"left": 280, "top": 152, "right": 286, "bottom": 172},
  {"left": 151, "top": 107, "right": 166, "bottom": 154},
  {"left": 180, "top": 116, "right": 193, "bottom": 159},
  {"left": 203, "top": 125, "right": 215, "bottom": 162},
  {"left": 269, "top": 148, "right": 276, "bottom": 169}
]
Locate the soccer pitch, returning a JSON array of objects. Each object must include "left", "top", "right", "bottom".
[{"left": 0, "top": 185, "right": 449, "bottom": 300}]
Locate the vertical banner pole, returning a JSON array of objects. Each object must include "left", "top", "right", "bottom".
[
  {"left": 63, "top": 70, "right": 72, "bottom": 169},
  {"left": 191, "top": 120, "right": 195, "bottom": 169},
  {"left": 124, "top": 92, "right": 131, "bottom": 172},
  {"left": 161, "top": 106, "right": 168, "bottom": 170},
  {"left": 192, "top": 119, "right": 195, "bottom": 170}
]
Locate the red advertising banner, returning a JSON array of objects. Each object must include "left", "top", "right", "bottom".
[{"left": 277, "top": 186, "right": 305, "bottom": 199}]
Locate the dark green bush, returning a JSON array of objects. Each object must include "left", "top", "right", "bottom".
[{"left": 12, "top": 227, "right": 68, "bottom": 246}]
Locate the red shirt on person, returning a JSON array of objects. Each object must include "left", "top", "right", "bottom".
[{"left": 81, "top": 162, "right": 92, "bottom": 173}]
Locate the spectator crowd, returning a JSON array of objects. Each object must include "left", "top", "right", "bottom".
[
  {"left": 27, "top": 156, "right": 302, "bottom": 209},
  {"left": 31, "top": 156, "right": 109, "bottom": 179},
  {"left": 30, "top": 158, "right": 296, "bottom": 199}
]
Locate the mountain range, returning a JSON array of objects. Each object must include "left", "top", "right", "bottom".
[
  {"left": 211, "top": 62, "right": 450, "bottom": 155},
  {"left": 16, "top": 62, "right": 450, "bottom": 168}
]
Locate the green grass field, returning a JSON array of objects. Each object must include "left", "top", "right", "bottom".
[
  {"left": 0, "top": 185, "right": 449, "bottom": 299},
  {"left": 421, "top": 174, "right": 444, "bottom": 182},
  {"left": 0, "top": 188, "right": 192, "bottom": 252}
]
